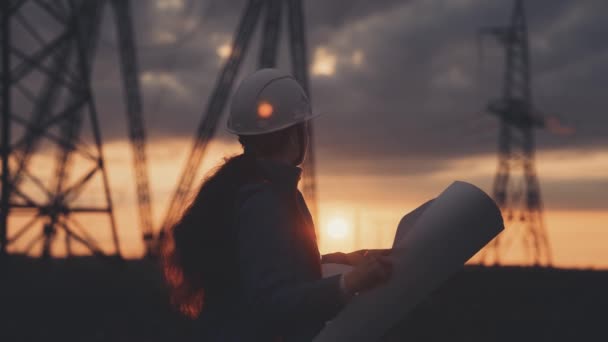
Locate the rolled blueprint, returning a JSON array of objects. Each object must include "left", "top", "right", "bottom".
[
  {"left": 392, "top": 199, "right": 434, "bottom": 248},
  {"left": 314, "top": 181, "right": 504, "bottom": 342}
]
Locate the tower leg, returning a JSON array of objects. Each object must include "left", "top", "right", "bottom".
[{"left": 0, "top": 0, "right": 11, "bottom": 256}]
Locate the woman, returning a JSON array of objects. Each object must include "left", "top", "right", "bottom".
[{"left": 162, "top": 69, "right": 392, "bottom": 341}]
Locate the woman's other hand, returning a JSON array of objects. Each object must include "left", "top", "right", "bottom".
[{"left": 342, "top": 254, "right": 393, "bottom": 295}]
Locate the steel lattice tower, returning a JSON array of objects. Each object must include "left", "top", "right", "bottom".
[
  {"left": 480, "top": 0, "right": 552, "bottom": 266},
  {"left": 0, "top": 0, "right": 154, "bottom": 258}
]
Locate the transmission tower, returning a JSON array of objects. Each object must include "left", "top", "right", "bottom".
[
  {"left": 0, "top": 0, "right": 154, "bottom": 258},
  {"left": 158, "top": 0, "right": 318, "bottom": 244},
  {"left": 479, "top": 0, "right": 552, "bottom": 266}
]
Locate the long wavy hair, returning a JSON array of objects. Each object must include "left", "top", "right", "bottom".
[{"left": 161, "top": 127, "right": 296, "bottom": 318}]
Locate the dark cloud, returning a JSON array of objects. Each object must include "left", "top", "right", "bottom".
[
  {"left": 14, "top": 0, "right": 608, "bottom": 147},
  {"left": 11, "top": 0, "right": 608, "bottom": 210},
  {"left": 87, "top": 1, "right": 607, "bottom": 157},
  {"left": 309, "top": 0, "right": 608, "bottom": 162}
]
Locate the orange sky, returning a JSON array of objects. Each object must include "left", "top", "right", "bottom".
[{"left": 6, "top": 138, "right": 606, "bottom": 269}]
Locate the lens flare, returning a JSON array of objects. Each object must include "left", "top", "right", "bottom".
[{"left": 257, "top": 102, "right": 273, "bottom": 119}]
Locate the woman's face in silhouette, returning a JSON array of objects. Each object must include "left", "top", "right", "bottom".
[{"left": 285, "top": 122, "right": 308, "bottom": 166}]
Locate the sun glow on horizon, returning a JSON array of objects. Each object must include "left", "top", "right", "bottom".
[
  {"left": 326, "top": 216, "right": 350, "bottom": 240},
  {"left": 6, "top": 136, "right": 607, "bottom": 268}
]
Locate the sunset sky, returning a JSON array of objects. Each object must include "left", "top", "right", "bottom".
[{"left": 7, "top": 0, "right": 607, "bottom": 269}]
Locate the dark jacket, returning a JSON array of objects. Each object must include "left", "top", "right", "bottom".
[{"left": 197, "top": 159, "right": 346, "bottom": 341}]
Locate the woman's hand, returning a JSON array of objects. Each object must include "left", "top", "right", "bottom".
[
  {"left": 342, "top": 254, "right": 393, "bottom": 295},
  {"left": 344, "top": 249, "right": 391, "bottom": 266},
  {"left": 322, "top": 249, "right": 391, "bottom": 265}
]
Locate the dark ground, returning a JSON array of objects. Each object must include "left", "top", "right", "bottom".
[{"left": 1, "top": 256, "right": 607, "bottom": 341}]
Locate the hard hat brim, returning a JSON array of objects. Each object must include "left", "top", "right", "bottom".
[{"left": 225, "top": 110, "right": 322, "bottom": 136}]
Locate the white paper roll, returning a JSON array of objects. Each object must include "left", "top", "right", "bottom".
[
  {"left": 392, "top": 199, "right": 434, "bottom": 248},
  {"left": 314, "top": 181, "right": 504, "bottom": 342}
]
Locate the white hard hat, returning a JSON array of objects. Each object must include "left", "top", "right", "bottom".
[{"left": 226, "top": 68, "right": 320, "bottom": 135}]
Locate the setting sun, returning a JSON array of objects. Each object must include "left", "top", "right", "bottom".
[{"left": 326, "top": 216, "right": 350, "bottom": 240}]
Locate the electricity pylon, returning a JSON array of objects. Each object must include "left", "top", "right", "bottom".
[
  {"left": 0, "top": 0, "right": 154, "bottom": 258},
  {"left": 479, "top": 0, "right": 552, "bottom": 266}
]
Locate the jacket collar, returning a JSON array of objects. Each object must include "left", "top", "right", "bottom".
[{"left": 256, "top": 158, "right": 302, "bottom": 192}]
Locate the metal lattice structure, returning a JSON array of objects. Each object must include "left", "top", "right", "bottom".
[
  {"left": 110, "top": 0, "right": 156, "bottom": 256},
  {"left": 158, "top": 0, "right": 318, "bottom": 243},
  {"left": 0, "top": 0, "right": 154, "bottom": 258},
  {"left": 479, "top": 0, "right": 552, "bottom": 266}
]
